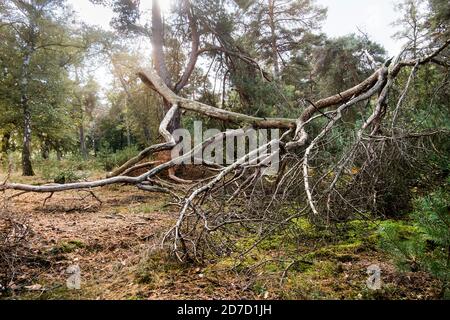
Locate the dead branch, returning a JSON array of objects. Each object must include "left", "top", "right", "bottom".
[{"left": 1, "top": 40, "right": 448, "bottom": 263}]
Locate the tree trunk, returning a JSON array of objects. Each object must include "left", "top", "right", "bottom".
[
  {"left": 92, "top": 136, "right": 97, "bottom": 157},
  {"left": 1, "top": 132, "right": 10, "bottom": 155},
  {"left": 152, "top": 0, "right": 181, "bottom": 132},
  {"left": 56, "top": 149, "right": 63, "bottom": 161},
  {"left": 143, "top": 127, "right": 151, "bottom": 145},
  {"left": 125, "top": 97, "right": 132, "bottom": 147},
  {"left": 79, "top": 124, "right": 87, "bottom": 159},
  {"left": 18, "top": 17, "right": 37, "bottom": 177},
  {"left": 41, "top": 139, "right": 50, "bottom": 160},
  {"left": 126, "top": 126, "right": 132, "bottom": 147},
  {"left": 268, "top": 0, "right": 280, "bottom": 78},
  {"left": 22, "top": 104, "right": 34, "bottom": 176},
  {"left": 20, "top": 48, "right": 34, "bottom": 176}
]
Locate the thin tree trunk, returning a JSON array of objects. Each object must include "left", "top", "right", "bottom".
[
  {"left": 56, "top": 149, "right": 62, "bottom": 161},
  {"left": 79, "top": 124, "right": 87, "bottom": 159},
  {"left": 143, "top": 127, "right": 151, "bottom": 145},
  {"left": 41, "top": 139, "right": 50, "bottom": 160},
  {"left": 152, "top": 0, "right": 181, "bottom": 133},
  {"left": 125, "top": 97, "right": 132, "bottom": 147},
  {"left": 126, "top": 127, "right": 132, "bottom": 147},
  {"left": 22, "top": 104, "right": 34, "bottom": 176},
  {"left": 1, "top": 132, "right": 10, "bottom": 155},
  {"left": 92, "top": 136, "right": 97, "bottom": 157},
  {"left": 20, "top": 48, "right": 34, "bottom": 176},
  {"left": 268, "top": 0, "right": 280, "bottom": 78}
]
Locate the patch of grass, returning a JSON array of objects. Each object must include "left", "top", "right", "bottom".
[
  {"left": 344, "top": 220, "right": 380, "bottom": 244},
  {"left": 133, "top": 201, "right": 168, "bottom": 214},
  {"left": 135, "top": 250, "right": 184, "bottom": 289},
  {"left": 35, "top": 154, "right": 101, "bottom": 182},
  {"left": 12, "top": 281, "right": 95, "bottom": 300},
  {"left": 53, "top": 169, "right": 87, "bottom": 184},
  {"left": 50, "top": 240, "right": 86, "bottom": 255},
  {"left": 98, "top": 146, "right": 139, "bottom": 172},
  {"left": 304, "top": 241, "right": 364, "bottom": 262},
  {"left": 209, "top": 216, "right": 388, "bottom": 299}
]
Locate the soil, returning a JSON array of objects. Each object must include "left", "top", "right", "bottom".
[{"left": 1, "top": 186, "right": 252, "bottom": 300}]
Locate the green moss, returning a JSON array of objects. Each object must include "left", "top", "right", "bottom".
[
  {"left": 302, "top": 240, "right": 364, "bottom": 264},
  {"left": 50, "top": 240, "right": 85, "bottom": 254},
  {"left": 17, "top": 283, "right": 93, "bottom": 300},
  {"left": 291, "top": 217, "right": 315, "bottom": 233},
  {"left": 135, "top": 250, "right": 184, "bottom": 288},
  {"left": 340, "top": 219, "right": 380, "bottom": 245},
  {"left": 207, "top": 249, "right": 279, "bottom": 274},
  {"left": 252, "top": 280, "right": 268, "bottom": 295},
  {"left": 311, "top": 261, "right": 339, "bottom": 277}
]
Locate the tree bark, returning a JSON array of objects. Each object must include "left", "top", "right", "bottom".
[
  {"left": 56, "top": 149, "right": 63, "bottom": 161},
  {"left": 1, "top": 132, "right": 10, "bottom": 155},
  {"left": 174, "top": 1, "right": 200, "bottom": 93},
  {"left": 79, "top": 123, "right": 87, "bottom": 159},
  {"left": 152, "top": 0, "right": 172, "bottom": 89},
  {"left": 138, "top": 68, "right": 296, "bottom": 129},
  {"left": 152, "top": 0, "right": 200, "bottom": 133},
  {"left": 41, "top": 139, "right": 50, "bottom": 160},
  {"left": 268, "top": 0, "right": 280, "bottom": 78},
  {"left": 21, "top": 104, "right": 34, "bottom": 176},
  {"left": 20, "top": 48, "right": 34, "bottom": 176}
]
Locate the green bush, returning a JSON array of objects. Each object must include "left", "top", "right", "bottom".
[
  {"left": 53, "top": 168, "right": 86, "bottom": 184},
  {"left": 97, "top": 145, "right": 139, "bottom": 172},
  {"left": 34, "top": 152, "right": 98, "bottom": 182},
  {"left": 378, "top": 187, "right": 450, "bottom": 298}
]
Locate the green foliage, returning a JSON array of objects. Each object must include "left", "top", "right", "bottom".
[
  {"left": 0, "top": 1, "right": 107, "bottom": 174},
  {"left": 379, "top": 220, "right": 425, "bottom": 271},
  {"left": 33, "top": 152, "right": 99, "bottom": 182},
  {"left": 427, "top": 0, "right": 450, "bottom": 37},
  {"left": 312, "top": 34, "right": 386, "bottom": 95},
  {"left": 97, "top": 145, "right": 139, "bottom": 172},
  {"left": 50, "top": 240, "right": 86, "bottom": 254},
  {"left": 379, "top": 188, "right": 450, "bottom": 298},
  {"left": 53, "top": 169, "right": 86, "bottom": 184},
  {"left": 244, "top": 0, "right": 327, "bottom": 73},
  {"left": 135, "top": 250, "right": 183, "bottom": 288}
]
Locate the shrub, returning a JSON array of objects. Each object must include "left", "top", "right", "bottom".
[
  {"left": 53, "top": 168, "right": 86, "bottom": 184},
  {"left": 378, "top": 187, "right": 450, "bottom": 298},
  {"left": 36, "top": 153, "right": 100, "bottom": 182},
  {"left": 97, "top": 145, "right": 139, "bottom": 172}
]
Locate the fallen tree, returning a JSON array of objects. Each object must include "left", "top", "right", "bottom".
[{"left": 1, "top": 40, "right": 449, "bottom": 262}]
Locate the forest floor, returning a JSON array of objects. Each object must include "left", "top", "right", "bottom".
[{"left": 0, "top": 171, "right": 442, "bottom": 300}]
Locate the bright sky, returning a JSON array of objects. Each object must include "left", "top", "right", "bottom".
[
  {"left": 68, "top": 0, "right": 404, "bottom": 54},
  {"left": 316, "top": 0, "right": 404, "bottom": 54},
  {"left": 68, "top": 0, "right": 168, "bottom": 31},
  {"left": 67, "top": 0, "right": 406, "bottom": 92}
]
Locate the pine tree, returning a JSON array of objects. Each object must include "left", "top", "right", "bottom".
[{"left": 379, "top": 186, "right": 450, "bottom": 298}]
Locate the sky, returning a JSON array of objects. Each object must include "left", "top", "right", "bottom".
[
  {"left": 68, "top": 0, "right": 405, "bottom": 54},
  {"left": 67, "top": 0, "right": 406, "bottom": 91},
  {"left": 316, "top": 0, "right": 404, "bottom": 54}
]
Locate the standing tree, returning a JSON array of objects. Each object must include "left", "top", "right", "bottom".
[
  {"left": 0, "top": 0, "right": 92, "bottom": 175},
  {"left": 92, "top": 0, "right": 202, "bottom": 132},
  {"left": 2, "top": 0, "right": 448, "bottom": 264},
  {"left": 72, "top": 75, "right": 99, "bottom": 159},
  {"left": 241, "top": 0, "right": 326, "bottom": 78}
]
